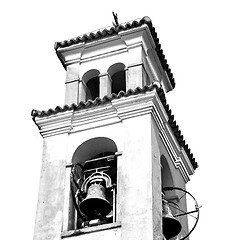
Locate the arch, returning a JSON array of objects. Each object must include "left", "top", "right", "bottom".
[
  {"left": 108, "top": 63, "right": 126, "bottom": 94},
  {"left": 72, "top": 137, "right": 118, "bottom": 165},
  {"left": 82, "top": 69, "right": 100, "bottom": 101},
  {"left": 70, "top": 137, "right": 118, "bottom": 229},
  {"left": 82, "top": 69, "right": 100, "bottom": 84}
]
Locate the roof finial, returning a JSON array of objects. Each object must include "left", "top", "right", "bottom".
[{"left": 112, "top": 12, "right": 119, "bottom": 27}]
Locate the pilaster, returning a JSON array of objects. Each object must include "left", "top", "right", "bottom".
[
  {"left": 65, "top": 63, "right": 80, "bottom": 105},
  {"left": 78, "top": 80, "right": 86, "bottom": 102},
  {"left": 99, "top": 73, "right": 112, "bottom": 98}
]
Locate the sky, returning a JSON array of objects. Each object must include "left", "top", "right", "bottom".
[{"left": 1, "top": 0, "right": 240, "bottom": 239}]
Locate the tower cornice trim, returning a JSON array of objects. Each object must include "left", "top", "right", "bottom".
[
  {"left": 31, "top": 84, "right": 197, "bottom": 170},
  {"left": 55, "top": 16, "right": 175, "bottom": 89},
  {"left": 150, "top": 95, "right": 195, "bottom": 181}
]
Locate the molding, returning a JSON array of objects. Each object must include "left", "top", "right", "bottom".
[
  {"left": 112, "top": 91, "right": 156, "bottom": 120},
  {"left": 147, "top": 94, "right": 194, "bottom": 181},
  {"left": 58, "top": 25, "right": 155, "bottom": 70},
  {"left": 34, "top": 90, "right": 194, "bottom": 180},
  {"left": 61, "top": 222, "right": 121, "bottom": 238},
  {"left": 150, "top": 101, "right": 194, "bottom": 181},
  {"left": 70, "top": 103, "right": 121, "bottom": 134},
  {"left": 118, "top": 24, "right": 156, "bottom": 54},
  {"left": 80, "top": 47, "right": 128, "bottom": 65},
  {"left": 159, "top": 129, "right": 191, "bottom": 182},
  {"left": 34, "top": 111, "right": 73, "bottom": 138}
]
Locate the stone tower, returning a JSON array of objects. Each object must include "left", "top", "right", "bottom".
[{"left": 32, "top": 16, "right": 198, "bottom": 240}]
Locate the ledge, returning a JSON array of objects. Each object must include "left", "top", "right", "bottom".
[
  {"left": 61, "top": 222, "right": 121, "bottom": 238},
  {"left": 31, "top": 83, "right": 197, "bottom": 169}
]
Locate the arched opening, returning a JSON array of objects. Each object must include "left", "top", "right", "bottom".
[
  {"left": 69, "top": 137, "right": 118, "bottom": 230},
  {"left": 161, "top": 155, "right": 174, "bottom": 189},
  {"left": 72, "top": 137, "right": 118, "bottom": 165},
  {"left": 161, "top": 155, "right": 180, "bottom": 219},
  {"left": 82, "top": 69, "right": 100, "bottom": 101},
  {"left": 161, "top": 155, "right": 190, "bottom": 239},
  {"left": 108, "top": 63, "right": 126, "bottom": 94}
]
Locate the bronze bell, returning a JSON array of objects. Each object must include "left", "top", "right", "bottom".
[
  {"left": 162, "top": 199, "right": 182, "bottom": 240},
  {"left": 79, "top": 181, "right": 111, "bottom": 219}
]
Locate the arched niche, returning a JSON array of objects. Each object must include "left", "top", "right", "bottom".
[
  {"left": 108, "top": 63, "right": 126, "bottom": 94},
  {"left": 69, "top": 137, "right": 119, "bottom": 229},
  {"left": 72, "top": 137, "right": 118, "bottom": 165},
  {"left": 82, "top": 69, "right": 100, "bottom": 101}
]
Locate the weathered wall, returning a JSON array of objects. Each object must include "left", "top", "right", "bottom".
[
  {"left": 119, "top": 114, "right": 156, "bottom": 239},
  {"left": 33, "top": 90, "right": 190, "bottom": 240},
  {"left": 33, "top": 134, "right": 68, "bottom": 240},
  {"left": 62, "top": 112, "right": 162, "bottom": 240}
]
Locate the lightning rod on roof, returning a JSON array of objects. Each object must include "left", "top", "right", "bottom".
[{"left": 112, "top": 12, "right": 119, "bottom": 27}]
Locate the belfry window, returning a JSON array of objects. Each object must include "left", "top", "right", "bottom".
[
  {"left": 69, "top": 138, "right": 119, "bottom": 230},
  {"left": 82, "top": 69, "right": 100, "bottom": 101},
  {"left": 86, "top": 77, "right": 99, "bottom": 100},
  {"left": 108, "top": 63, "right": 126, "bottom": 95}
]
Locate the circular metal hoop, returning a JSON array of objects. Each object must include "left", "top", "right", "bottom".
[{"left": 162, "top": 187, "right": 200, "bottom": 240}]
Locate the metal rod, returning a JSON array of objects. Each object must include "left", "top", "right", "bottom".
[
  {"left": 85, "top": 153, "right": 122, "bottom": 164},
  {"left": 66, "top": 152, "right": 122, "bottom": 168},
  {"left": 112, "top": 186, "right": 116, "bottom": 223},
  {"left": 83, "top": 166, "right": 110, "bottom": 174},
  {"left": 174, "top": 209, "right": 199, "bottom": 218}
]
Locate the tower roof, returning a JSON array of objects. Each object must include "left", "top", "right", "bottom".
[
  {"left": 54, "top": 16, "right": 175, "bottom": 89},
  {"left": 31, "top": 83, "right": 198, "bottom": 170}
]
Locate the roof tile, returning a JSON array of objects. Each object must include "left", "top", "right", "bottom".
[
  {"left": 31, "top": 83, "right": 197, "bottom": 169},
  {"left": 54, "top": 16, "right": 175, "bottom": 89}
]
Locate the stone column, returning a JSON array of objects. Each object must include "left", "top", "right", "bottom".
[
  {"left": 99, "top": 73, "right": 112, "bottom": 98},
  {"left": 65, "top": 80, "right": 79, "bottom": 106},
  {"left": 78, "top": 80, "right": 87, "bottom": 102}
]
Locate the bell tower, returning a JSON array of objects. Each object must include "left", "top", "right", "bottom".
[{"left": 32, "top": 16, "right": 198, "bottom": 240}]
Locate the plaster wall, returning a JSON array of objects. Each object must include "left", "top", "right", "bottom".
[
  {"left": 61, "top": 112, "right": 162, "bottom": 239},
  {"left": 33, "top": 133, "right": 68, "bottom": 240},
  {"left": 34, "top": 90, "right": 190, "bottom": 240},
  {"left": 119, "top": 114, "right": 155, "bottom": 240}
]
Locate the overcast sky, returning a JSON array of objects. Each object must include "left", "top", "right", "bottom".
[{"left": 1, "top": 1, "right": 240, "bottom": 239}]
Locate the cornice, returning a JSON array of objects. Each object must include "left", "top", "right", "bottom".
[
  {"left": 150, "top": 94, "right": 194, "bottom": 181},
  {"left": 34, "top": 110, "right": 73, "bottom": 138},
  {"left": 32, "top": 84, "right": 197, "bottom": 170},
  {"left": 70, "top": 103, "right": 121, "bottom": 133},
  {"left": 55, "top": 16, "right": 175, "bottom": 89},
  {"left": 33, "top": 90, "right": 194, "bottom": 181}
]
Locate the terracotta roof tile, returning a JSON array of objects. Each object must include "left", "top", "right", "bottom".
[
  {"left": 54, "top": 16, "right": 175, "bottom": 89},
  {"left": 31, "top": 84, "right": 197, "bottom": 169}
]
